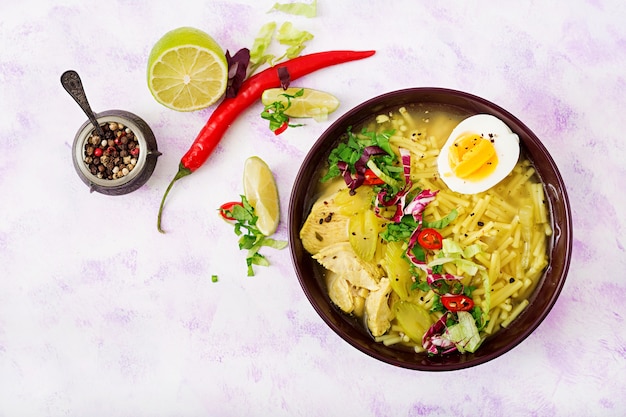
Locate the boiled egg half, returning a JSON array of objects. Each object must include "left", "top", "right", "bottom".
[{"left": 437, "top": 114, "right": 520, "bottom": 194}]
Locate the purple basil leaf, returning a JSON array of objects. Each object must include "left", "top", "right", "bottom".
[
  {"left": 277, "top": 66, "right": 291, "bottom": 89},
  {"left": 225, "top": 48, "right": 250, "bottom": 98}
]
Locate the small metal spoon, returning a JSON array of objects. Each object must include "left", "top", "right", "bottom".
[{"left": 60, "top": 70, "right": 105, "bottom": 138}]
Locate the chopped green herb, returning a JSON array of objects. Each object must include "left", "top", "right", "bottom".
[
  {"left": 321, "top": 127, "right": 398, "bottom": 185},
  {"left": 211, "top": 275, "right": 219, "bottom": 283},
  {"left": 221, "top": 196, "right": 288, "bottom": 276},
  {"left": 412, "top": 280, "right": 431, "bottom": 292},
  {"left": 430, "top": 295, "right": 445, "bottom": 313},
  {"left": 261, "top": 88, "right": 305, "bottom": 133}
]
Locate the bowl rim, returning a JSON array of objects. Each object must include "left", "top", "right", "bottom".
[{"left": 288, "top": 87, "right": 573, "bottom": 371}]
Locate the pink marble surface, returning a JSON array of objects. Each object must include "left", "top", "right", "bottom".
[{"left": 1, "top": 0, "right": 625, "bottom": 416}]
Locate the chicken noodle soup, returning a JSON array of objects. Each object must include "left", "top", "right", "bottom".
[{"left": 299, "top": 104, "right": 551, "bottom": 355}]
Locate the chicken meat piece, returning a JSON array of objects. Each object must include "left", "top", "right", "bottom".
[
  {"left": 300, "top": 196, "right": 350, "bottom": 255},
  {"left": 312, "top": 242, "right": 381, "bottom": 291},
  {"left": 325, "top": 271, "right": 354, "bottom": 314},
  {"left": 364, "top": 277, "right": 393, "bottom": 337}
]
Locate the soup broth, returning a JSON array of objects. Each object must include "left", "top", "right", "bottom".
[{"left": 299, "top": 103, "right": 552, "bottom": 354}]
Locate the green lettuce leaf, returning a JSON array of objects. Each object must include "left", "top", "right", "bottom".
[
  {"left": 422, "top": 209, "right": 458, "bottom": 229},
  {"left": 442, "top": 238, "right": 482, "bottom": 259},
  {"left": 269, "top": 0, "right": 317, "bottom": 17},
  {"left": 445, "top": 311, "right": 483, "bottom": 353},
  {"left": 276, "top": 22, "right": 314, "bottom": 60},
  {"left": 249, "top": 22, "right": 277, "bottom": 71}
]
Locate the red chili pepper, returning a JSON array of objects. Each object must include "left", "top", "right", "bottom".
[
  {"left": 363, "top": 168, "right": 385, "bottom": 185},
  {"left": 274, "top": 121, "right": 289, "bottom": 135},
  {"left": 417, "top": 228, "right": 443, "bottom": 250},
  {"left": 218, "top": 201, "right": 244, "bottom": 221},
  {"left": 441, "top": 294, "right": 474, "bottom": 312},
  {"left": 157, "top": 50, "right": 376, "bottom": 232}
]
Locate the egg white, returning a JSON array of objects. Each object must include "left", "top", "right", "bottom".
[{"left": 437, "top": 114, "right": 520, "bottom": 194}]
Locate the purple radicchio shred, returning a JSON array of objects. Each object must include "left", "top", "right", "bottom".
[
  {"left": 373, "top": 147, "right": 412, "bottom": 222},
  {"left": 277, "top": 66, "right": 291, "bottom": 89},
  {"left": 338, "top": 161, "right": 363, "bottom": 190},
  {"left": 339, "top": 146, "right": 387, "bottom": 191},
  {"left": 403, "top": 189, "right": 438, "bottom": 266},
  {"left": 427, "top": 273, "right": 465, "bottom": 296},
  {"left": 225, "top": 48, "right": 250, "bottom": 98},
  {"left": 400, "top": 147, "right": 411, "bottom": 183},
  {"left": 404, "top": 189, "right": 439, "bottom": 221},
  {"left": 355, "top": 146, "right": 387, "bottom": 173},
  {"left": 422, "top": 313, "right": 457, "bottom": 355}
]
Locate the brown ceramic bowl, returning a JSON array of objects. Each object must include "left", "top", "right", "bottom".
[{"left": 288, "top": 88, "right": 572, "bottom": 371}]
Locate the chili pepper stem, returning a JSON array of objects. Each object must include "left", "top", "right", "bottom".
[{"left": 157, "top": 164, "right": 192, "bottom": 233}]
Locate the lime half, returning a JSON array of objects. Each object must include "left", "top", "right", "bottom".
[{"left": 147, "top": 27, "right": 228, "bottom": 112}]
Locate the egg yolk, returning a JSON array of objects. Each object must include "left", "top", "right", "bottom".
[{"left": 448, "top": 133, "right": 498, "bottom": 180}]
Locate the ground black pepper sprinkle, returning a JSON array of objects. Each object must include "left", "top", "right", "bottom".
[{"left": 83, "top": 121, "right": 139, "bottom": 180}]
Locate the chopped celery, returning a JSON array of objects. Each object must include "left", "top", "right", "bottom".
[
  {"left": 383, "top": 240, "right": 413, "bottom": 300},
  {"left": 394, "top": 301, "right": 432, "bottom": 343}
]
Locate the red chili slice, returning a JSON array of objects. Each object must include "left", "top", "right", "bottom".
[
  {"left": 219, "top": 201, "right": 244, "bottom": 221},
  {"left": 417, "top": 228, "right": 443, "bottom": 250},
  {"left": 441, "top": 294, "right": 474, "bottom": 312},
  {"left": 363, "top": 168, "right": 385, "bottom": 185},
  {"left": 274, "top": 122, "right": 289, "bottom": 135}
]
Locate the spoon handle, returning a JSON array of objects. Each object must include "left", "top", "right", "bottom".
[{"left": 60, "top": 70, "right": 105, "bottom": 137}]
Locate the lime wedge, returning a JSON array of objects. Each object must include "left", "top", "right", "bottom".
[
  {"left": 243, "top": 156, "right": 280, "bottom": 236},
  {"left": 147, "top": 27, "right": 228, "bottom": 112},
  {"left": 261, "top": 87, "right": 340, "bottom": 120}
]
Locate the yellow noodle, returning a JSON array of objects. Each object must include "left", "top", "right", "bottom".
[
  {"left": 441, "top": 192, "right": 474, "bottom": 209},
  {"left": 488, "top": 250, "right": 501, "bottom": 285},
  {"left": 458, "top": 195, "right": 490, "bottom": 231},
  {"left": 532, "top": 233, "right": 547, "bottom": 258},
  {"left": 512, "top": 222, "right": 522, "bottom": 249},
  {"left": 500, "top": 301, "right": 513, "bottom": 312},
  {"left": 531, "top": 183, "right": 545, "bottom": 223},
  {"left": 493, "top": 215, "right": 519, "bottom": 248},
  {"left": 500, "top": 250, "right": 517, "bottom": 269},
  {"left": 461, "top": 221, "right": 495, "bottom": 246},
  {"left": 507, "top": 167, "right": 536, "bottom": 195},
  {"left": 496, "top": 236, "right": 515, "bottom": 255},
  {"left": 398, "top": 107, "right": 416, "bottom": 127},
  {"left": 474, "top": 252, "right": 491, "bottom": 269},
  {"left": 491, "top": 280, "right": 524, "bottom": 307},
  {"left": 484, "top": 307, "right": 501, "bottom": 334},
  {"left": 544, "top": 222, "right": 553, "bottom": 236},
  {"left": 483, "top": 206, "right": 509, "bottom": 221},
  {"left": 390, "top": 136, "right": 428, "bottom": 153},
  {"left": 492, "top": 221, "right": 513, "bottom": 231},
  {"left": 490, "top": 193, "right": 518, "bottom": 216},
  {"left": 501, "top": 299, "right": 529, "bottom": 328},
  {"left": 382, "top": 335, "right": 405, "bottom": 346}
]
